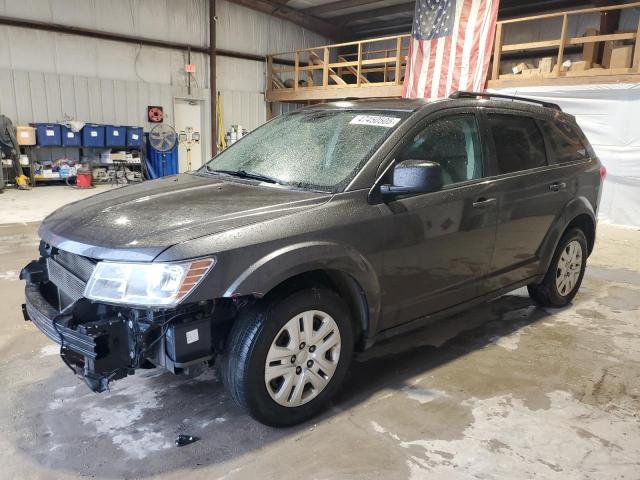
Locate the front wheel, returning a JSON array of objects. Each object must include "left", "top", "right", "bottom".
[
  {"left": 528, "top": 228, "right": 588, "bottom": 308},
  {"left": 220, "top": 288, "right": 354, "bottom": 427}
]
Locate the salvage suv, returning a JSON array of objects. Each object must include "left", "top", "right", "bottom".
[{"left": 21, "top": 92, "right": 604, "bottom": 426}]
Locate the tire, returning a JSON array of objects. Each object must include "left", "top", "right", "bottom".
[
  {"left": 528, "top": 227, "right": 588, "bottom": 308},
  {"left": 220, "top": 287, "right": 354, "bottom": 427}
]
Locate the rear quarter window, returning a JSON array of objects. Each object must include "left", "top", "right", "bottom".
[
  {"left": 540, "top": 119, "right": 589, "bottom": 163},
  {"left": 488, "top": 114, "right": 547, "bottom": 174}
]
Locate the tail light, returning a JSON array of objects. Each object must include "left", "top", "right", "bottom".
[{"left": 599, "top": 165, "right": 607, "bottom": 180}]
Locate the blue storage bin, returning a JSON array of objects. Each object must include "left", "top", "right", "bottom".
[
  {"left": 106, "top": 125, "right": 127, "bottom": 147},
  {"left": 126, "top": 126, "right": 144, "bottom": 148},
  {"left": 82, "top": 124, "right": 105, "bottom": 147},
  {"left": 61, "top": 126, "right": 81, "bottom": 147},
  {"left": 31, "top": 123, "right": 61, "bottom": 146}
]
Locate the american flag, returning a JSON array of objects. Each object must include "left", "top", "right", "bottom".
[{"left": 402, "top": 0, "right": 500, "bottom": 99}]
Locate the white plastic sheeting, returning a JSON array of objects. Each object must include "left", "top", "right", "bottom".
[
  {"left": 491, "top": 84, "right": 640, "bottom": 228},
  {"left": 0, "top": 0, "right": 329, "bottom": 156}
]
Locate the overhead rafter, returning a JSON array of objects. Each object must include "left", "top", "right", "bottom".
[
  {"left": 499, "top": 0, "right": 594, "bottom": 18},
  {"left": 353, "top": 17, "right": 413, "bottom": 35},
  {"left": 301, "top": 0, "right": 380, "bottom": 16},
  {"left": 226, "top": 0, "right": 352, "bottom": 40},
  {"left": 340, "top": 2, "right": 415, "bottom": 25}
]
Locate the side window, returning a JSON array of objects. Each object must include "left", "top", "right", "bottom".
[
  {"left": 396, "top": 114, "right": 483, "bottom": 186},
  {"left": 489, "top": 114, "right": 547, "bottom": 174},
  {"left": 540, "top": 119, "right": 589, "bottom": 163}
]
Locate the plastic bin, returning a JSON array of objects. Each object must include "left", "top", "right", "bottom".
[
  {"left": 106, "top": 125, "right": 127, "bottom": 147},
  {"left": 61, "top": 126, "right": 82, "bottom": 147},
  {"left": 82, "top": 124, "right": 105, "bottom": 147},
  {"left": 126, "top": 126, "right": 144, "bottom": 148},
  {"left": 31, "top": 123, "right": 61, "bottom": 146}
]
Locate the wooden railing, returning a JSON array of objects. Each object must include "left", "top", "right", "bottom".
[
  {"left": 266, "top": 34, "right": 410, "bottom": 102},
  {"left": 490, "top": 2, "right": 640, "bottom": 85}
]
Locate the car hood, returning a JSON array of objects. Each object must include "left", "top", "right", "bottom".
[{"left": 39, "top": 174, "right": 331, "bottom": 261}]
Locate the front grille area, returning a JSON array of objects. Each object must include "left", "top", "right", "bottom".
[
  {"left": 53, "top": 249, "right": 96, "bottom": 282},
  {"left": 46, "top": 249, "right": 97, "bottom": 309},
  {"left": 47, "top": 257, "right": 86, "bottom": 303}
]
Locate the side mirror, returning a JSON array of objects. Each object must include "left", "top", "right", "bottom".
[{"left": 381, "top": 160, "right": 443, "bottom": 197}]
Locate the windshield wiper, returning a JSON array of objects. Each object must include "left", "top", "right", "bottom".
[{"left": 205, "top": 168, "right": 284, "bottom": 185}]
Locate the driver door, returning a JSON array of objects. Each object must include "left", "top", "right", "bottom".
[{"left": 378, "top": 111, "right": 499, "bottom": 330}]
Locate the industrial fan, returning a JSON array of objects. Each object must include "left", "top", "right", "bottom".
[{"left": 149, "top": 123, "right": 178, "bottom": 177}]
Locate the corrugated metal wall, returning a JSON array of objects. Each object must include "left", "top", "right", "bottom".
[{"left": 0, "top": 0, "right": 328, "bottom": 160}]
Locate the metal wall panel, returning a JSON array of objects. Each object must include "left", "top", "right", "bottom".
[
  {"left": 44, "top": 73, "right": 63, "bottom": 122},
  {"left": 28, "top": 72, "right": 48, "bottom": 121},
  {"left": 0, "top": 70, "right": 18, "bottom": 121},
  {"left": 0, "top": 0, "right": 328, "bottom": 151},
  {"left": 59, "top": 75, "right": 77, "bottom": 120}
]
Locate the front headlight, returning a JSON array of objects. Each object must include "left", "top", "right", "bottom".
[{"left": 84, "top": 258, "right": 215, "bottom": 307}]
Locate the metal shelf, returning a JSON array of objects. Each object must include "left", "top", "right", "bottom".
[{"left": 92, "top": 162, "right": 142, "bottom": 167}]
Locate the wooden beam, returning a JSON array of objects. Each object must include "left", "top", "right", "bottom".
[
  {"left": 225, "top": 0, "right": 352, "bottom": 40},
  {"left": 266, "top": 84, "right": 403, "bottom": 103},
  {"left": 308, "top": 51, "right": 347, "bottom": 85},
  {"left": 356, "top": 44, "right": 363, "bottom": 86},
  {"left": 395, "top": 36, "right": 403, "bottom": 85},
  {"left": 340, "top": 3, "right": 415, "bottom": 25},
  {"left": 498, "top": 1, "right": 640, "bottom": 24},
  {"left": 568, "top": 32, "right": 635, "bottom": 45},
  {"left": 488, "top": 73, "right": 640, "bottom": 88},
  {"left": 302, "top": 0, "right": 378, "bottom": 16},
  {"left": 337, "top": 56, "right": 370, "bottom": 83},
  {"left": 492, "top": 22, "right": 503, "bottom": 80},
  {"left": 501, "top": 39, "right": 560, "bottom": 52},
  {"left": 634, "top": 16, "right": 640, "bottom": 71},
  {"left": 323, "top": 47, "right": 330, "bottom": 86},
  {"left": 556, "top": 14, "right": 569, "bottom": 77}
]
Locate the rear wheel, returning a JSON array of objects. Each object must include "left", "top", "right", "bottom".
[
  {"left": 220, "top": 288, "right": 354, "bottom": 427},
  {"left": 528, "top": 228, "right": 588, "bottom": 308}
]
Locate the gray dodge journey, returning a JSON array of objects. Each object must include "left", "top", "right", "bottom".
[{"left": 21, "top": 91, "right": 604, "bottom": 426}]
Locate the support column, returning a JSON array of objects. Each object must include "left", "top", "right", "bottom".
[{"left": 210, "top": 0, "right": 217, "bottom": 156}]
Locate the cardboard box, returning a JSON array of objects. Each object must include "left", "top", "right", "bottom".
[
  {"left": 538, "top": 57, "right": 555, "bottom": 74},
  {"left": 607, "top": 45, "right": 633, "bottom": 69},
  {"left": 552, "top": 60, "right": 571, "bottom": 75},
  {"left": 582, "top": 27, "right": 599, "bottom": 64},
  {"left": 512, "top": 62, "right": 534, "bottom": 74},
  {"left": 603, "top": 41, "right": 623, "bottom": 68},
  {"left": 570, "top": 60, "right": 592, "bottom": 72},
  {"left": 16, "top": 126, "right": 36, "bottom": 146}
]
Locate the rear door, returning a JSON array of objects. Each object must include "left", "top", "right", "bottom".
[
  {"left": 482, "top": 110, "right": 570, "bottom": 290},
  {"left": 538, "top": 117, "right": 595, "bottom": 210},
  {"left": 379, "top": 109, "right": 499, "bottom": 329}
]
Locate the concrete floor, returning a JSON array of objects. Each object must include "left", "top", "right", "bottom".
[
  {"left": 0, "top": 184, "right": 113, "bottom": 224},
  {"left": 0, "top": 192, "right": 639, "bottom": 478}
]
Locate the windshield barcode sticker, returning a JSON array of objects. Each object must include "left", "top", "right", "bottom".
[{"left": 349, "top": 115, "right": 401, "bottom": 128}]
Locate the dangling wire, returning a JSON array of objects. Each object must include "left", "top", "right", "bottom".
[{"left": 51, "top": 299, "right": 81, "bottom": 375}]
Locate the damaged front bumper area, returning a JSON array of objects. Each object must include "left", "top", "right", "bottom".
[{"left": 20, "top": 248, "right": 223, "bottom": 393}]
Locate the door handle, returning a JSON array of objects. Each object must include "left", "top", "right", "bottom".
[
  {"left": 549, "top": 182, "right": 567, "bottom": 192},
  {"left": 472, "top": 197, "right": 496, "bottom": 209}
]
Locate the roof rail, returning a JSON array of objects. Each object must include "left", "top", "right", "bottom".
[{"left": 449, "top": 91, "right": 562, "bottom": 111}]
